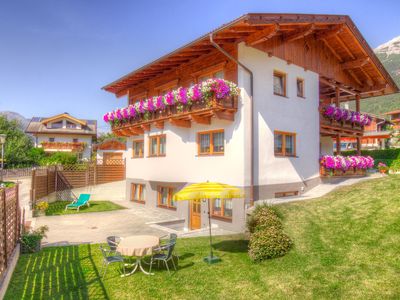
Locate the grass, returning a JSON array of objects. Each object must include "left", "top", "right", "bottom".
[
  {"left": 0, "top": 181, "right": 16, "bottom": 188},
  {"left": 44, "top": 201, "right": 126, "bottom": 216},
  {"left": 6, "top": 175, "right": 400, "bottom": 299}
]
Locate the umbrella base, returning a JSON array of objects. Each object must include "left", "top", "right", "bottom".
[{"left": 203, "top": 255, "right": 221, "bottom": 264}]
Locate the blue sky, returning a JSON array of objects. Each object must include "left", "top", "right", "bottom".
[{"left": 0, "top": 0, "right": 399, "bottom": 133}]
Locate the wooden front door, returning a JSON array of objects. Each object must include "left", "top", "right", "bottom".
[{"left": 190, "top": 199, "right": 201, "bottom": 230}]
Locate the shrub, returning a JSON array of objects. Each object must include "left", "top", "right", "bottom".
[
  {"left": 247, "top": 204, "right": 293, "bottom": 262},
  {"left": 40, "top": 152, "right": 78, "bottom": 166},
  {"left": 21, "top": 225, "right": 49, "bottom": 253},
  {"left": 248, "top": 227, "right": 293, "bottom": 261},
  {"left": 36, "top": 201, "right": 49, "bottom": 211},
  {"left": 247, "top": 205, "right": 282, "bottom": 233}
]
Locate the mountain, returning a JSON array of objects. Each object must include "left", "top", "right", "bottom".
[
  {"left": 0, "top": 111, "right": 30, "bottom": 130},
  {"left": 356, "top": 36, "right": 400, "bottom": 115}
]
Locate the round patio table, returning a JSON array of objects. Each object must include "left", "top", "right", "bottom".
[{"left": 117, "top": 235, "right": 159, "bottom": 276}]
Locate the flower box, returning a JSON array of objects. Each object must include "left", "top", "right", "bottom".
[{"left": 320, "top": 155, "right": 373, "bottom": 177}]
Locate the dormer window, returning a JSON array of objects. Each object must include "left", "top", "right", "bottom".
[
  {"left": 66, "top": 121, "right": 77, "bottom": 129},
  {"left": 51, "top": 121, "right": 63, "bottom": 129}
]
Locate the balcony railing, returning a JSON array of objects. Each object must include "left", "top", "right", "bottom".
[
  {"left": 40, "top": 142, "right": 86, "bottom": 152},
  {"left": 112, "top": 96, "right": 237, "bottom": 136},
  {"left": 319, "top": 105, "right": 371, "bottom": 137}
]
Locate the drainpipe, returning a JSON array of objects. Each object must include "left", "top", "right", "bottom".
[{"left": 209, "top": 34, "right": 255, "bottom": 205}]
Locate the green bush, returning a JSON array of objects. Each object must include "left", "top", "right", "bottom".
[
  {"left": 342, "top": 149, "right": 400, "bottom": 160},
  {"left": 40, "top": 152, "right": 78, "bottom": 166},
  {"left": 248, "top": 227, "right": 293, "bottom": 261},
  {"left": 247, "top": 204, "right": 293, "bottom": 262},
  {"left": 247, "top": 205, "right": 282, "bottom": 233}
]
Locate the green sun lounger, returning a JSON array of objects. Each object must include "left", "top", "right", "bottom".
[{"left": 65, "top": 194, "right": 91, "bottom": 211}]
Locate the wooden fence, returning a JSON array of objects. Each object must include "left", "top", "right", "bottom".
[
  {"left": 30, "top": 159, "right": 125, "bottom": 205},
  {"left": 1, "top": 166, "right": 48, "bottom": 179},
  {"left": 0, "top": 185, "right": 20, "bottom": 283}
]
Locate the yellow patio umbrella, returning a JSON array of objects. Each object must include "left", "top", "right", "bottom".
[{"left": 173, "top": 182, "right": 244, "bottom": 264}]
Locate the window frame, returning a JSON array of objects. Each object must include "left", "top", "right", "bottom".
[
  {"left": 296, "top": 77, "right": 305, "bottom": 98},
  {"left": 273, "top": 70, "right": 287, "bottom": 97},
  {"left": 49, "top": 137, "right": 55, "bottom": 142},
  {"left": 132, "top": 139, "right": 144, "bottom": 158},
  {"left": 148, "top": 134, "right": 166, "bottom": 157},
  {"left": 274, "top": 130, "right": 297, "bottom": 157},
  {"left": 197, "top": 129, "right": 225, "bottom": 156},
  {"left": 131, "top": 183, "right": 145, "bottom": 204},
  {"left": 210, "top": 198, "right": 233, "bottom": 222},
  {"left": 72, "top": 138, "right": 79, "bottom": 143},
  {"left": 157, "top": 186, "right": 176, "bottom": 210}
]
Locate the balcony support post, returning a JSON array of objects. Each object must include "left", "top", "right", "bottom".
[
  {"left": 355, "top": 94, "right": 360, "bottom": 113},
  {"left": 336, "top": 135, "right": 341, "bottom": 155},
  {"left": 335, "top": 87, "right": 340, "bottom": 107},
  {"left": 356, "top": 137, "right": 361, "bottom": 155}
]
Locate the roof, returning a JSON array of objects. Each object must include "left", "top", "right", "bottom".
[
  {"left": 25, "top": 115, "right": 97, "bottom": 136},
  {"left": 93, "top": 139, "right": 126, "bottom": 151},
  {"left": 384, "top": 109, "right": 400, "bottom": 115},
  {"left": 102, "top": 13, "right": 398, "bottom": 97},
  {"left": 41, "top": 113, "right": 87, "bottom": 126}
]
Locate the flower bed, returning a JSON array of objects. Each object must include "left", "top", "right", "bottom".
[
  {"left": 321, "top": 105, "right": 372, "bottom": 126},
  {"left": 103, "top": 78, "right": 240, "bottom": 126},
  {"left": 320, "top": 155, "right": 374, "bottom": 176}
]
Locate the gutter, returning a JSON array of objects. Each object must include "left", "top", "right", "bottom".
[{"left": 209, "top": 33, "right": 255, "bottom": 205}]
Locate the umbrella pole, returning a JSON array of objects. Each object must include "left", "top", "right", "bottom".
[
  {"left": 204, "top": 198, "right": 221, "bottom": 264},
  {"left": 208, "top": 198, "right": 213, "bottom": 258}
]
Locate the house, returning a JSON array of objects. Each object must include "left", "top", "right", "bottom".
[
  {"left": 384, "top": 109, "right": 400, "bottom": 129},
  {"left": 93, "top": 139, "right": 127, "bottom": 164},
  {"left": 26, "top": 113, "right": 97, "bottom": 160},
  {"left": 338, "top": 114, "right": 392, "bottom": 150},
  {"left": 102, "top": 13, "right": 398, "bottom": 232}
]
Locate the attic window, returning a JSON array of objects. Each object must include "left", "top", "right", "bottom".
[
  {"left": 66, "top": 121, "right": 77, "bottom": 129},
  {"left": 51, "top": 121, "right": 63, "bottom": 129}
]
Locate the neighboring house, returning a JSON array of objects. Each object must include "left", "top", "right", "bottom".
[
  {"left": 384, "top": 109, "right": 400, "bottom": 129},
  {"left": 93, "top": 139, "right": 127, "bottom": 163},
  {"left": 102, "top": 13, "right": 398, "bottom": 232},
  {"left": 25, "top": 113, "right": 97, "bottom": 160},
  {"left": 339, "top": 114, "right": 392, "bottom": 150}
]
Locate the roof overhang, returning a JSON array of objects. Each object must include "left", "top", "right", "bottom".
[
  {"left": 41, "top": 113, "right": 87, "bottom": 126},
  {"left": 102, "top": 13, "right": 399, "bottom": 99}
]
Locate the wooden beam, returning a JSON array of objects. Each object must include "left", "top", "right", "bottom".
[
  {"left": 341, "top": 57, "right": 370, "bottom": 70},
  {"left": 245, "top": 24, "right": 280, "bottom": 46},
  {"left": 320, "top": 77, "right": 357, "bottom": 95},
  {"left": 315, "top": 24, "right": 345, "bottom": 40},
  {"left": 335, "top": 87, "right": 340, "bottom": 106},
  {"left": 214, "top": 111, "right": 235, "bottom": 121},
  {"left": 355, "top": 94, "right": 360, "bottom": 113},
  {"left": 283, "top": 24, "right": 315, "bottom": 42},
  {"left": 335, "top": 35, "right": 356, "bottom": 60},
  {"left": 154, "top": 121, "right": 164, "bottom": 129},
  {"left": 169, "top": 118, "right": 191, "bottom": 128},
  {"left": 359, "top": 68, "right": 374, "bottom": 87},
  {"left": 141, "top": 124, "right": 150, "bottom": 132},
  {"left": 321, "top": 38, "right": 343, "bottom": 62},
  {"left": 130, "top": 127, "right": 144, "bottom": 135},
  {"left": 336, "top": 135, "right": 341, "bottom": 155},
  {"left": 346, "top": 69, "right": 363, "bottom": 87},
  {"left": 190, "top": 114, "right": 211, "bottom": 125}
]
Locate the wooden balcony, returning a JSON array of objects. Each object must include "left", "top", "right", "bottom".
[
  {"left": 320, "top": 108, "right": 364, "bottom": 138},
  {"left": 41, "top": 142, "right": 86, "bottom": 152},
  {"left": 112, "top": 96, "right": 238, "bottom": 136}
]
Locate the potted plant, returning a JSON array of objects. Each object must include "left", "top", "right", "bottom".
[
  {"left": 35, "top": 201, "right": 49, "bottom": 217},
  {"left": 20, "top": 225, "right": 49, "bottom": 254},
  {"left": 377, "top": 162, "right": 389, "bottom": 174}
]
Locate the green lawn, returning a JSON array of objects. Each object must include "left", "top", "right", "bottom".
[
  {"left": 44, "top": 201, "right": 126, "bottom": 216},
  {"left": 6, "top": 176, "right": 400, "bottom": 299}
]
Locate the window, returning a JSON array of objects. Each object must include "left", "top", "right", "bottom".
[
  {"left": 197, "top": 130, "right": 224, "bottom": 155},
  {"left": 157, "top": 186, "right": 176, "bottom": 209},
  {"left": 297, "top": 78, "right": 305, "bottom": 98},
  {"left": 51, "top": 121, "right": 63, "bottom": 129},
  {"left": 198, "top": 70, "right": 224, "bottom": 82},
  {"left": 211, "top": 198, "right": 233, "bottom": 220},
  {"left": 274, "top": 131, "right": 296, "bottom": 157},
  {"left": 49, "top": 137, "right": 55, "bottom": 142},
  {"left": 72, "top": 138, "right": 78, "bottom": 143},
  {"left": 273, "top": 71, "right": 286, "bottom": 97},
  {"left": 66, "top": 121, "right": 77, "bottom": 129},
  {"left": 275, "top": 191, "right": 298, "bottom": 198},
  {"left": 149, "top": 135, "right": 166, "bottom": 157},
  {"left": 132, "top": 140, "right": 144, "bottom": 158},
  {"left": 131, "top": 183, "right": 145, "bottom": 203}
]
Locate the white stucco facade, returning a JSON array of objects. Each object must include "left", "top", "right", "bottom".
[
  {"left": 122, "top": 43, "right": 322, "bottom": 231},
  {"left": 35, "top": 134, "right": 94, "bottom": 160}
]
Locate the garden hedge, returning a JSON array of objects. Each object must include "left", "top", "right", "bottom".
[{"left": 342, "top": 149, "right": 400, "bottom": 169}]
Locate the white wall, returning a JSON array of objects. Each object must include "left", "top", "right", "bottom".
[
  {"left": 36, "top": 134, "right": 93, "bottom": 159},
  {"left": 125, "top": 115, "right": 246, "bottom": 186},
  {"left": 238, "top": 43, "right": 320, "bottom": 187}
]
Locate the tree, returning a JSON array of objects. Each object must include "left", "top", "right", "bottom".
[
  {"left": 0, "top": 116, "right": 33, "bottom": 168},
  {"left": 96, "top": 132, "right": 126, "bottom": 143}
]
